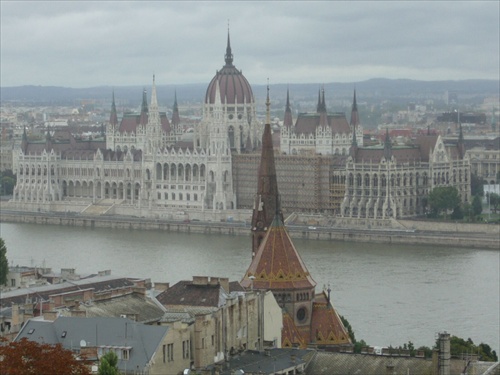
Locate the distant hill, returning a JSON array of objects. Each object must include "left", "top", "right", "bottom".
[{"left": 1, "top": 79, "right": 498, "bottom": 106}]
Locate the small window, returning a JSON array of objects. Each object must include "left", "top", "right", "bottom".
[
  {"left": 28, "top": 328, "right": 35, "bottom": 334},
  {"left": 61, "top": 331, "right": 67, "bottom": 338}
]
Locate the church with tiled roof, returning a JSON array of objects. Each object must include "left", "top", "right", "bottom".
[{"left": 241, "top": 88, "right": 352, "bottom": 349}]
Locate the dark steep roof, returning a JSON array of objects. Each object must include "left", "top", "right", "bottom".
[
  {"left": 294, "top": 113, "right": 350, "bottom": 135},
  {"left": 156, "top": 280, "right": 225, "bottom": 308}
]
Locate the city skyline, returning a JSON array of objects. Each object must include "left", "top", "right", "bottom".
[{"left": 1, "top": 1, "right": 499, "bottom": 88}]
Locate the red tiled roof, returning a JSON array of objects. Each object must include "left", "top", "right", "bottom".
[
  {"left": 310, "top": 292, "right": 351, "bottom": 346},
  {"left": 241, "top": 216, "right": 316, "bottom": 291},
  {"left": 281, "top": 312, "right": 307, "bottom": 348}
]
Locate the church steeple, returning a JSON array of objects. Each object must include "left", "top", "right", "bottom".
[{"left": 250, "top": 85, "right": 280, "bottom": 258}]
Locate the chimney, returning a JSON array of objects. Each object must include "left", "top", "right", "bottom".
[
  {"left": 154, "top": 282, "right": 169, "bottom": 292},
  {"left": 193, "top": 276, "right": 209, "bottom": 285},
  {"left": 438, "top": 332, "right": 451, "bottom": 375},
  {"left": 218, "top": 277, "right": 230, "bottom": 293},
  {"left": 43, "top": 311, "right": 58, "bottom": 321}
]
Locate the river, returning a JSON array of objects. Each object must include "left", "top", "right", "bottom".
[{"left": 1, "top": 222, "right": 498, "bottom": 353}]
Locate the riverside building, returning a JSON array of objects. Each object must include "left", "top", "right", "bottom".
[{"left": 10, "top": 32, "right": 470, "bottom": 219}]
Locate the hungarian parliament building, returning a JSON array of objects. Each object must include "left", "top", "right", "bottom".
[{"left": 11, "top": 34, "right": 471, "bottom": 220}]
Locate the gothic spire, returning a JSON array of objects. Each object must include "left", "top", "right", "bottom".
[
  {"left": 172, "top": 90, "right": 180, "bottom": 127},
  {"left": 383, "top": 128, "right": 392, "bottom": 160},
  {"left": 224, "top": 27, "right": 234, "bottom": 67},
  {"left": 250, "top": 84, "right": 281, "bottom": 258},
  {"left": 21, "top": 126, "right": 28, "bottom": 153},
  {"left": 316, "top": 88, "right": 322, "bottom": 113},
  {"left": 350, "top": 89, "right": 359, "bottom": 128},
  {"left": 458, "top": 122, "right": 465, "bottom": 159},
  {"left": 283, "top": 87, "right": 293, "bottom": 128},
  {"left": 140, "top": 88, "right": 148, "bottom": 125},
  {"left": 149, "top": 75, "right": 158, "bottom": 112},
  {"left": 109, "top": 90, "right": 118, "bottom": 126}
]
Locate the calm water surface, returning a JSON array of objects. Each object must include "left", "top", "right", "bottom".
[{"left": 1, "top": 222, "right": 498, "bottom": 352}]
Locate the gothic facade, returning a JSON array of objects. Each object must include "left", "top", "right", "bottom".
[
  {"left": 11, "top": 33, "right": 471, "bottom": 220},
  {"left": 280, "top": 89, "right": 363, "bottom": 156},
  {"left": 12, "top": 33, "right": 256, "bottom": 212},
  {"left": 339, "top": 129, "right": 471, "bottom": 219}
]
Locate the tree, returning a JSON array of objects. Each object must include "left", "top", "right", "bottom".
[
  {"left": 98, "top": 351, "right": 119, "bottom": 375},
  {"left": 0, "top": 169, "right": 16, "bottom": 195},
  {"left": 472, "top": 195, "right": 483, "bottom": 216},
  {"left": 447, "top": 335, "right": 498, "bottom": 362},
  {"left": 0, "top": 237, "right": 8, "bottom": 286},
  {"left": 339, "top": 315, "right": 356, "bottom": 343},
  {"left": 470, "top": 173, "right": 484, "bottom": 197},
  {"left": 427, "top": 186, "right": 460, "bottom": 218},
  {"left": 0, "top": 337, "right": 91, "bottom": 375},
  {"left": 488, "top": 192, "right": 499, "bottom": 213}
]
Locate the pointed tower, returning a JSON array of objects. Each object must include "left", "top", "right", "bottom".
[
  {"left": 110, "top": 91, "right": 118, "bottom": 126},
  {"left": 458, "top": 122, "right": 465, "bottom": 159},
  {"left": 350, "top": 89, "right": 359, "bottom": 129},
  {"left": 21, "top": 126, "right": 28, "bottom": 153},
  {"left": 45, "top": 125, "right": 52, "bottom": 151},
  {"left": 225, "top": 29, "right": 233, "bottom": 67},
  {"left": 171, "top": 90, "right": 181, "bottom": 132},
  {"left": 319, "top": 87, "right": 328, "bottom": 127},
  {"left": 242, "top": 96, "right": 317, "bottom": 327},
  {"left": 147, "top": 75, "right": 163, "bottom": 150},
  {"left": 241, "top": 89, "right": 352, "bottom": 350},
  {"left": 316, "top": 88, "right": 322, "bottom": 113},
  {"left": 250, "top": 85, "right": 280, "bottom": 257},
  {"left": 383, "top": 128, "right": 392, "bottom": 160},
  {"left": 283, "top": 87, "right": 293, "bottom": 128},
  {"left": 139, "top": 88, "right": 148, "bottom": 126},
  {"left": 349, "top": 122, "right": 358, "bottom": 158}
]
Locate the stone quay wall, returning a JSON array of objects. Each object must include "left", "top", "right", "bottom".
[{"left": 1, "top": 211, "right": 498, "bottom": 250}]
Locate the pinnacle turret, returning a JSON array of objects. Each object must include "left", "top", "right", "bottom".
[
  {"left": 110, "top": 90, "right": 118, "bottom": 126},
  {"left": 224, "top": 28, "right": 234, "bottom": 67},
  {"left": 383, "top": 128, "right": 392, "bottom": 160},
  {"left": 283, "top": 87, "right": 293, "bottom": 128},
  {"left": 140, "top": 88, "right": 148, "bottom": 125},
  {"left": 350, "top": 89, "right": 359, "bottom": 128},
  {"left": 172, "top": 90, "right": 180, "bottom": 127}
]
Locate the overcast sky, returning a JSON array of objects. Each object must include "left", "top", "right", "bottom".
[{"left": 1, "top": 1, "right": 499, "bottom": 88}]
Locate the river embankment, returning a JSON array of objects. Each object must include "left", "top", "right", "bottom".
[{"left": 1, "top": 208, "right": 498, "bottom": 250}]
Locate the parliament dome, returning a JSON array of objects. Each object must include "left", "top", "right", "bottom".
[{"left": 205, "top": 33, "right": 254, "bottom": 105}]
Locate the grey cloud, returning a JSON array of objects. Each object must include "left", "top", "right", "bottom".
[{"left": 1, "top": 1, "right": 498, "bottom": 87}]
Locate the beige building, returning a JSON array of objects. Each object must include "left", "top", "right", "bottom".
[
  {"left": 156, "top": 276, "right": 282, "bottom": 371},
  {"left": 467, "top": 146, "right": 500, "bottom": 184}
]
